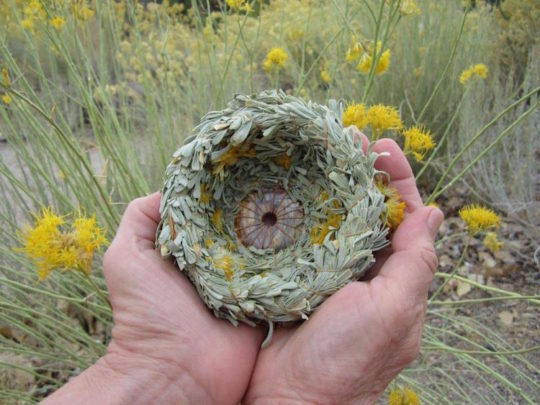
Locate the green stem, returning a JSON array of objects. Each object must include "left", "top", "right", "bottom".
[
  {"left": 361, "top": 0, "right": 386, "bottom": 103},
  {"left": 0, "top": 84, "right": 117, "bottom": 227},
  {"left": 434, "top": 273, "right": 540, "bottom": 304},
  {"left": 430, "top": 295, "right": 540, "bottom": 306},
  {"left": 416, "top": 8, "right": 468, "bottom": 123},
  {"left": 415, "top": 87, "right": 469, "bottom": 181},
  {"left": 295, "top": 5, "right": 364, "bottom": 96},
  {"left": 0, "top": 276, "right": 100, "bottom": 305},
  {"left": 86, "top": 275, "right": 112, "bottom": 310},
  {"left": 427, "top": 96, "right": 539, "bottom": 204},
  {"left": 429, "top": 237, "right": 470, "bottom": 303},
  {"left": 423, "top": 344, "right": 540, "bottom": 356},
  {"left": 215, "top": 10, "right": 251, "bottom": 106}
]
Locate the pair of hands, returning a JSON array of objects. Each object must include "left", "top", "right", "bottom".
[{"left": 45, "top": 139, "right": 443, "bottom": 405}]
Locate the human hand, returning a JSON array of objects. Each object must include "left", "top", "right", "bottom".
[
  {"left": 243, "top": 138, "right": 444, "bottom": 404},
  {"left": 45, "top": 193, "right": 263, "bottom": 404}
]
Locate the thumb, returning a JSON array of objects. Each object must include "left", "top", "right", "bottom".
[
  {"left": 112, "top": 192, "right": 162, "bottom": 251},
  {"left": 377, "top": 206, "right": 444, "bottom": 296}
]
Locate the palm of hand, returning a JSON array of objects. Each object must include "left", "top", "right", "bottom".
[{"left": 102, "top": 195, "right": 263, "bottom": 404}]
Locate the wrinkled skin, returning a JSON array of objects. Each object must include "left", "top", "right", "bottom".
[{"left": 44, "top": 138, "right": 443, "bottom": 405}]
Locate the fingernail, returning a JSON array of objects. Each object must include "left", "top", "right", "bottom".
[{"left": 427, "top": 207, "right": 444, "bottom": 239}]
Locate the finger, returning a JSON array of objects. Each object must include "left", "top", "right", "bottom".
[
  {"left": 371, "top": 138, "right": 423, "bottom": 213},
  {"left": 113, "top": 192, "right": 162, "bottom": 250},
  {"left": 375, "top": 206, "right": 444, "bottom": 298},
  {"left": 352, "top": 129, "right": 370, "bottom": 152}
]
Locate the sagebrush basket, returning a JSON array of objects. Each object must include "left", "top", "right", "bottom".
[{"left": 156, "top": 90, "right": 389, "bottom": 341}]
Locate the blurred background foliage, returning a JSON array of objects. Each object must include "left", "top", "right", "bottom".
[{"left": 0, "top": 0, "right": 538, "bottom": 403}]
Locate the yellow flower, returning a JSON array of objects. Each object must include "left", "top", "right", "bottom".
[
  {"left": 213, "top": 254, "right": 234, "bottom": 281},
  {"left": 21, "top": 18, "right": 34, "bottom": 30},
  {"left": 459, "top": 204, "right": 501, "bottom": 234},
  {"left": 274, "top": 154, "right": 292, "bottom": 169},
  {"left": 18, "top": 208, "right": 107, "bottom": 280},
  {"left": 400, "top": 0, "right": 422, "bottom": 16},
  {"left": 377, "top": 180, "right": 406, "bottom": 231},
  {"left": 226, "top": 0, "right": 251, "bottom": 12},
  {"left": 2, "top": 68, "right": 11, "bottom": 87},
  {"left": 342, "top": 103, "right": 368, "bottom": 129},
  {"left": 357, "top": 49, "right": 391, "bottom": 75},
  {"left": 200, "top": 183, "right": 212, "bottom": 204},
  {"left": 473, "top": 63, "right": 488, "bottom": 78},
  {"left": 204, "top": 238, "right": 214, "bottom": 249},
  {"left": 459, "top": 63, "right": 488, "bottom": 85},
  {"left": 311, "top": 196, "right": 343, "bottom": 244},
  {"left": 349, "top": 40, "right": 390, "bottom": 75},
  {"left": 212, "top": 208, "right": 224, "bottom": 233},
  {"left": 483, "top": 231, "right": 504, "bottom": 253},
  {"left": 72, "top": 5, "right": 95, "bottom": 21},
  {"left": 287, "top": 28, "right": 304, "bottom": 43},
  {"left": 366, "top": 104, "right": 403, "bottom": 138},
  {"left": 211, "top": 143, "right": 257, "bottom": 177},
  {"left": 376, "top": 49, "right": 391, "bottom": 74},
  {"left": 2, "top": 93, "right": 12, "bottom": 105},
  {"left": 50, "top": 16, "right": 65, "bottom": 31},
  {"left": 263, "top": 47, "right": 289, "bottom": 73},
  {"left": 24, "top": 0, "right": 46, "bottom": 20},
  {"left": 320, "top": 69, "right": 332, "bottom": 84},
  {"left": 401, "top": 126, "right": 435, "bottom": 162},
  {"left": 311, "top": 211, "right": 343, "bottom": 245},
  {"left": 389, "top": 386, "right": 420, "bottom": 405},
  {"left": 346, "top": 41, "right": 363, "bottom": 62}
]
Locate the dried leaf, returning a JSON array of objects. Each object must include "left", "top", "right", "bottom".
[{"left": 498, "top": 310, "right": 514, "bottom": 328}]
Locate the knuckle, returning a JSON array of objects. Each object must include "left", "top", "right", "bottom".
[
  {"left": 419, "top": 244, "right": 439, "bottom": 274},
  {"left": 402, "top": 338, "right": 421, "bottom": 364},
  {"left": 124, "top": 197, "right": 144, "bottom": 216}
]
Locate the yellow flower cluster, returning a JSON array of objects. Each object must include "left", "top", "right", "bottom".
[
  {"left": 263, "top": 47, "right": 289, "bottom": 73},
  {"left": 273, "top": 153, "right": 292, "bottom": 169},
  {"left": 389, "top": 386, "right": 420, "bottom": 405},
  {"left": 71, "top": 1, "right": 95, "bottom": 21},
  {"left": 401, "top": 126, "right": 435, "bottom": 162},
  {"left": 20, "top": 0, "right": 46, "bottom": 31},
  {"left": 200, "top": 183, "right": 212, "bottom": 205},
  {"left": 377, "top": 180, "right": 406, "bottom": 231},
  {"left": 19, "top": 208, "right": 107, "bottom": 280},
  {"left": 211, "top": 208, "right": 225, "bottom": 233},
  {"left": 346, "top": 40, "right": 391, "bottom": 75},
  {"left": 459, "top": 63, "right": 488, "bottom": 85},
  {"left": 226, "top": 0, "right": 251, "bottom": 12},
  {"left": 342, "top": 103, "right": 403, "bottom": 140},
  {"left": 1, "top": 93, "right": 12, "bottom": 105},
  {"left": 1, "top": 68, "right": 11, "bottom": 105},
  {"left": 342, "top": 103, "right": 435, "bottom": 163},
  {"left": 367, "top": 104, "right": 403, "bottom": 138},
  {"left": 13, "top": 0, "right": 93, "bottom": 33},
  {"left": 459, "top": 204, "right": 501, "bottom": 234},
  {"left": 211, "top": 143, "right": 257, "bottom": 177},
  {"left": 320, "top": 69, "right": 332, "bottom": 84},
  {"left": 311, "top": 193, "right": 343, "bottom": 245},
  {"left": 213, "top": 254, "right": 234, "bottom": 281},
  {"left": 50, "top": 16, "right": 66, "bottom": 31},
  {"left": 400, "top": 0, "right": 422, "bottom": 16},
  {"left": 483, "top": 231, "right": 504, "bottom": 253},
  {"left": 342, "top": 103, "right": 368, "bottom": 129}
]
